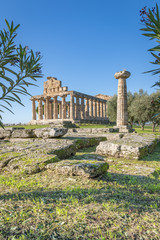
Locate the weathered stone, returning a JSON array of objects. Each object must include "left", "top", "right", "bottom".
[
  {"left": 46, "top": 159, "right": 109, "bottom": 178},
  {"left": 11, "top": 129, "right": 36, "bottom": 138},
  {"left": 96, "top": 134, "right": 159, "bottom": 159},
  {"left": 33, "top": 128, "right": 68, "bottom": 138},
  {"left": 48, "top": 144, "right": 77, "bottom": 159},
  {"left": 0, "top": 129, "right": 12, "bottom": 139}
]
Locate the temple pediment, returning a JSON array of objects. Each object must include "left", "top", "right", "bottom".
[{"left": 43, "top": 77, "right": 68, "bottom": 96}]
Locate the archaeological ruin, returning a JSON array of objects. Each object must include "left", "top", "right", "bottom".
[{"left": 30, "top": 77, "right": 111, "bottom": 124}]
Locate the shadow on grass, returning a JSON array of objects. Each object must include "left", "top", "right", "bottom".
[
  {"left": 141, "top": 142, "right": 160, "bottom": 162},
  {"left": 0, "top": 172, "right": 159, "bottom": 214}
]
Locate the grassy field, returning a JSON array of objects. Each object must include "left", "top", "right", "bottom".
[
  {"left": 6, "top": 124, "right": 160, "bottom": 135},
  {"left": 0, "top": 139, "right": 160, "bottom": 239}
]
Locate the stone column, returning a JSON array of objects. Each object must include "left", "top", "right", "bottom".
[
  {"left": 32, "top": 99, "right": 36, "bottom": 120},
  {"left": 97, "top": 100, "right": 100, "bottom": 119},
  {"left": 114, "top": 70, "right": 131, "bottom": 132},
  {"left": 85, "top": 98, "right": 89, "bottom": 119},
  {"left": 93, "top": 99, "right": 97, "bottom": 119},
  {"left": 81, "top": 97, "right": 85, "bottom": 120},
  {"left": 70, "top": 94, "right": 75, "bottom": 120},
  {"left": 43, "top": 99, "right": 46, "bottom": 119},
  {"left": 45, "top": 97, "right": 50, "bottom": 120},
  {"left": 89, "top": 99, "right": 93, "bottom": 119},
  {"left": 54, "top": 96, "right": 58, "bottom": 119},
  {"left": 67, "top": 104, "right": 70, "bottom": 119},
  {"left": 59, "top": 102, "right": 62, "bottom": 119},
  {"left": 62, "top": 95, "right": 66, "bottom": 119},
  {"left": 49, "top": 100, "right": 53, "bottom": 119},
  {"left": 38, "top": 99, "right": 43, "bottom": 120},
  {"left": 103, "top": 102, "right": 106, "bottom": 119},
  {"left": 75, "top": 96, "right": 80, "bottom": 120},
  {"left": 100, "top": 101, "right": 103, "bottom": 119}
]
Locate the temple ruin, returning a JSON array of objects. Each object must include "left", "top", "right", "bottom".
[{"left": 30, "top": 77, "right": 110, "bottom": 124}]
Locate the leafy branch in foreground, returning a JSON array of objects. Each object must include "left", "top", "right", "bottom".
[
  {"left": 140, "top": 4, "right": 160, "bottom": 80},
  {"left": 0, "top": 19, "right": 43, "bottom": 127}
]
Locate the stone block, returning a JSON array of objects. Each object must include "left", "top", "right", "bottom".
[
  {"left": 46, "top": 159, "right": 109, "bottom": 178},
  {"left": 11, "top": 129, "right": 36, "bottom": 138},
  {"left": 34, "top": 128, "right": 68, "bottom": 139}
]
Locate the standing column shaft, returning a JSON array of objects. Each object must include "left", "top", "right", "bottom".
[
  {"left": 75, "top": 96, "right": 80, "bottom": 119},
  {"left": 46, "top": 97, "right": 50, "bottom": 119},
  {"left": 38, "top": 99, "right": 43, "bottom": 120},
  {"left": 54, "top": 96, "right": 58, "bottom": 119},
  {"left": 114, "top": 70, "right": 131, "bottom": 127},
  {"left": 70, "top": 94, "right": 75, "bottom": 120},
  {"left": 62, "top": 95, "right": 66, "bottom": 119},
  {"left": 89, "top": 99, "right": 93, "bottom": 119},
  {"left": 32, "top": 99, "right": 36, "bottom": 120},
  {"left": 81, "top": 97, "right": 85, "bottom": 119},
  {"left": 97, "top": 100, "right": 100, "bottom": 119},
  {"left": 85, "top": 98, "right": 89, "bottom": 119}
]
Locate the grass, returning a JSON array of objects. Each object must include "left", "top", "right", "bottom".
[
  {"left": 0, "top": 139, "right": 160, "bottom": 239},
  {"left": 5, "top": 123, "right": 160, "bottom": 135}
]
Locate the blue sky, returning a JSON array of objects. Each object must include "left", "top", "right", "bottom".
[{"left": 1, "top": 0, "right": 159, "bottom": 124}]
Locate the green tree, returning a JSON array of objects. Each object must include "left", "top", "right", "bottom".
[
  {"left": 107, "top": 94, "right": 117, "bottom": 122},
  {"left": 0, "top": 19, "right": 42, "bottom": 127},
  {"left": 129, "top": 90, "right": 151, "bottom": 130},
  {"left": 150, "top": 91, "right": 160, "bottom": 131}
]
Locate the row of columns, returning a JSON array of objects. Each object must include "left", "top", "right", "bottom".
[{"left": 32, "top": 94, "right": 107, "bottom": 121}]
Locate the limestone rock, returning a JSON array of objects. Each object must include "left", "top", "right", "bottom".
[
  {"left": 11, "top": 129, "right": 36, "bottom": 138},
  {"left": 33, "top": 128, "right": 68, "bottom": 138},
  {"left": 96, "top": 134, "right": 159, "bottom": 159},
  {"left": 46, "top": 159, "right": 109, "bottom": 178},
  {"left": 0, "top": 129, "right": 12, "bottom": 139}
]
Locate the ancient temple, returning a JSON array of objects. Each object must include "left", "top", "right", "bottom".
[{"left": 30, "top": 77, "right": 110, "bottom": 124}]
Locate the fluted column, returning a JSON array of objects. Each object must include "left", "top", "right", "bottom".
[
  {"left": 49, "top": 101, "right": 53, "bottom": 119},
  {"left": 97, "top": 100, "right": 100, "bottom": 119},
  {"left": 85, "top": 98, "right": 89, "bottom": 119},
  {"left": 67, "top": 104, "right": 70, "bottom": 118},
  {"left": 32, "top": 99, "right": 36, "bottom": 120},
  {"left": 70, "top": 94, "right": 75, "bottom": 120},
  {"left": 81, "top": 97, "right": 85, "bottom": 119},
  {"left": 75, "top": 96, "right": 80, "bottom": 120},
  {"left": 62, "top": 95, "right": 66, "bottom": 119},
  {"left": 93, "top": 99, "right": 97, "bottom": 119},
  {"left": 59, "top": 102, "right": 62, "bottom": 119},
  {"left": 46, "top": 97, "right": 50, "bottom": 120},
  {"left": 54, "top": 96, "right": 58, "bottom": 119},
  {"left": 100, "top": 101, "right": 103, "bottom": 119},
  {"left": 38, "top": 99, "right": 43, "bottom": 120},
  {"left": 89, "top": 99, "right": 93, "bottom": 119},
  {"left": 114, "top": 70, "right": 131, "bottom": 126},
  {"left": 43, "top": 99, "right": 46, "bottom": 119}
]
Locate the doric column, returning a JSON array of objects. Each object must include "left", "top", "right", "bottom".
[
  {"left": 97, "top": 100, "right": 100, "bottom": 119},
  {"left": 89, "top": 99, "right": 93, "bottom": 119},
  {"left": 62, "top": 95, "right": 66, "bottom": 119},
  {"left": 43, "top": 99, "right": 46, "bottom": 119},
  {"left": 81, "top": 97, "right": 85, "bottom": 119},
  {"left": 49, "top": 100, "right": 53, "bottom": 119},
  {"left": 32, "top": 99, "right": 36, "bottom": 120},
  {"left": 75, "top": 96, "right": 80, "bottom": 120},
  {"left": 104, "top": 102, "right": 107, "bottom": 119},
  {"left": 114, "top": 70, "right": 131, "bottom": 126},
  {"left": 70, "top": 94, "right": 75, "bottom": 120},
  {"left": 53, "top": 96, "right": 58, "bottom": 119},
  {"left": 59, "top": 102, "right": 62, "bottom": 119},
  {"left": 45, "top": 97, "right": 50, "bottom": 120},
  {"left": 85, "top": 98, "right": 89, "bottom": 119},
  {"left": 67, "top": 104, "right": 70, "bottom": 119},
  {"left": 38, "top": 99, "right": 43, "bottom": 120},
  {"left": 100, "top": 101, "right": 103, "bottom": 118},
  {"left": 93, "top": 99, "right": 97, "bottom": 119}
]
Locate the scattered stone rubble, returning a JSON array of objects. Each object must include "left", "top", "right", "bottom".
[
  {"left": 96, "top": 133, "right": 160, "bottom": 159},
  {"left": 0, "top": 127, "right": 159, "bottom": 177}
]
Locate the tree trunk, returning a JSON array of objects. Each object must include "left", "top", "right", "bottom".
[{"left": 152, "top": 122, "right": 156, "bottom": 132}]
